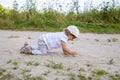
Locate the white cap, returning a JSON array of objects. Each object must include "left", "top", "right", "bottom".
[{"left": 67, "top": 25, "right": 79, "bottom": 38}]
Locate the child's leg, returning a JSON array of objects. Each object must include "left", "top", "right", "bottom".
[
  {"left": 30, "top": 46, "right": 38, "bottom": 50},
  {"left": 31, "top": 45, "right": 47, "bottom": 55},
  {"left": 20, "top": 42, "right": 32, "bottom": 54},
  {"left": 32, "top": 39, "right": 48, "bottom": 55},
  {"left": 20, "top": 42, "right": 29, "bottom": 53}
]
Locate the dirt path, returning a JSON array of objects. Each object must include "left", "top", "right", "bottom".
[{"left": 0, "top": 30, "right": 120, "bottom": 80}]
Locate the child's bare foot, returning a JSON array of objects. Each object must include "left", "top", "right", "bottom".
[
  {"left": 71, "top": 52, "right": 78, "bottom": 57},
  {"left": 23, "top": 45, "right": 32, "bottom": 54},
  {"left": 20, "top": 42, "right": 32, "bottom": 54}
]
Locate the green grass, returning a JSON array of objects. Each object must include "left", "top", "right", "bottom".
[
  {"left": 8, "top": 35, "right": 20, "bottom": 38},
  {"left": 42, "top": 70, "right": 51, "bottom": 76},
  {"left": 108, "top": 58, "right": 114, "bottom": 65},
  {"left": 95, "top": 39, "right": 100, "bottom": 42},
  {"left": 108, "top": 38, "right": 118, "bottom": 42},
  {"left": 79, "top": 67, "right": 85, "bottom": 72},
  {"left": 20, "top": 68, "right": 31, "bottom": 79},
  {"left": 67, "top": 67, "right": 72, "bottom": 71},
  {"left": 25, "top": 60, "right": 40, "bottom": 66},
  {"left": 12, "top": 66, "right": 18, "bottom": 70},
  {"left": 110, "top": 73, "right": 120, "bottom": 80},
  {"left": 7, "top": 59, "right": 18, "bottom": 65},
  {"left": 0, "top": 22, "right": 120, "bottom": 34},
  {"left": 0, "top": 68, "right": 6, "bottom": 76},
  {"left": 45, "top": 60, "right": 64, "bottom": 69},
  {"left": 0, "top": 73, "right": 13, "bottom": 80},
  {"left": 92, "top": 69, "right": 108, "bottom": 76},
  {"left": 68, "top": 72, "right": 76, "bottom": 78},
  {"left": 30, "top": 76, "right": 44, "bottom": 80},
  {"left": 21, "top": 68, "right": 31, "bottom": 75},
  {"left": 77, "top": 73, "right": 87, "bottom": 80},
  {"left": 0, "top": 1, "right": 120, "bottom": 33},
  {"left": 25, "top": 61, "right": 33, "bottom": 66}
]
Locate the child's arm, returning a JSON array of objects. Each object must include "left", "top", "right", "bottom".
[{"left": 61, "top": 41, "right": 77, "bottom": 56}]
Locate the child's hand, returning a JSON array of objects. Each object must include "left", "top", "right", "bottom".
[
  {"left": 64, "top": 52, "right": 77, "bottom": 57},
  {"left": 71, "top": 52, "right": 78, "bottom": 57}
]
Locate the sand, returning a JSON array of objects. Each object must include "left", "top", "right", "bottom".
[{"left": 0, "top": 30, "right": 120, "bottom": 80}]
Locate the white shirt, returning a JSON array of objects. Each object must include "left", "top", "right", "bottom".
[{"left": 40, "top": 32, "right": 68, "bottom": 50}]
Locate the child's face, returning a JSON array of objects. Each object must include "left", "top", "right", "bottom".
[{"left": 68, "top": 34, "right": 76, "bottom": 40}]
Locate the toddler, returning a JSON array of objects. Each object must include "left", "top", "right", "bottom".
[{"left": 20, "top": 25, "right": 79, "bottom": 56}]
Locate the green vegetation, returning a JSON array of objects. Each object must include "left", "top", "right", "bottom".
[
  {"left": 78, "top": 73, "right": 87, "bottom": 80},
  {"left": 45, "top": 60, "right": 64, "bottom": 69},
  {"left": 79, "top": 67, "right": 85, "bottom": 72},
  {"left": 27, "top": 36, "right": 32, "bottom": 39},
  {"left": 110, "top": 73, "right": 120, "bottom": 80},
  {"left": 95, "top": 39, "right": 100, "bottom": 42},
  {"left": 12, "top": 66, "right": 18, "bottom": 70},
  {"left": 42, "top": 70, "right": 51, "bottom": 76},
  {"left": 21, "top": 68, "right": 31, "bottom": 79},
  {"left": 1, "top": 59, "right": 120, "bottom": 80},
  {"left": 92, "top": 69, "right": 108, "bottom": 76},
  {"left": 0, "top": 68, "right": 6, "bottom": 76},
  {"left": 108, "top": 58, "right": 114, "bottom": 64},
  {"left": 0, "top": 73, "right": 13, "bottom": 80},
  {"left": 68, "top": 72, "right": 76, "bottom": 78},
  {"left": 55, "top": 70, "right": 61, "bottom": 75},
  {"left": 107, "top": 38, "right": 118, "bottom": 42},
  {"left": 8, "top": 35, "right": 20, "bottom": 38},
  {"left": 29, "top": 76, "right": 44, "bottom": 80},
  {"left": 25, "top": 60, "right": 40, "bottom": 66},
  {"left": 7, "top": 59, "right": 18, "bottom": 65},
  {"left": 21, "top": 68, "right": 31, "bottom": 75},
  {"left": 0, "top": 0, "right": 120, "bottom": 33},
  {"left": 67, "top": 67, "right": 72, "bottom": 71}
]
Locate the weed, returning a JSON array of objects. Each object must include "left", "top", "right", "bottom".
[
  {"left": 92, "top": 69, "right": 108, "bottom": 76},
  {"left": 21, "top": 68, "right": 31, "bottom": 75},
  {"left": 67, "top": 67, "right": 72, "bottom": 71},
  {"left": 7, "top": 59, "right": 12, "bottom": 64},
  {"left": 33, "top": 61, "right": 40, "bottom": 66},
  {"left": 27, "top": 37, "right": 32, "bottom": 39},
  {"left": 8, "top": 35, "right": 20, "bottom": 38},
  {"left": 0, "top": 73, "right": 13, "bottom": 80},
  {"left": 12, "top": 66, "right": 18, "bottom": 70},
  {"left": 95, "top": 39, "right": 99, "bottom": 42},
  {"left": 55, "top": 77, "right": 59, "bottom": 80},
  {"left": 68, "top": 72, "right": 76, "bottom": 78},
  {"left": 12, "top": 60, "right": 18, "bottom": 65},
  {"left": 111, "top": 38, "right": 118, "bottom": 42},
  {"left": 21, "top": 68, "right": 31, "bottom": 80},
  {"left": 69, "top": 77, "right": 76, "bottom": 80},
  {"left": 0, "top": 71, "right": 3, "bottom": 76},
  {"left": 78, "top": 73, "right": 87, "bottom": 80},
  {"left": 25, "top": 60, "right": 40, "bottom": 66},
  {"left": 86, "top": 64, "right": 92, "bottom": 67},
  {"left": 108, "top": 39, "right": 111, "bottom": 42},
  {"left": 79, "top": 67, "right": 85, "bottom": 72},
  {"left": 110, "top": 73, "right": 120, "bottom": 80},
  {"left": 55, "top": 70, "right": 61, "bottom": 75},
  {"left": 108, "top": 58, "right": 114, "bottom": 64},
  {"left": 42, "top": 70, "right": 51, "bottom": 76},
  {"left": 25, "top": 61, "right": 33, "bottom": 66},
  {"left": 108, "top": 38, "right": 118, "bottom": 42},
  {"left": 23, "top": 73, "right": 31, "bottom": 80},
  {"left": 45, "top": 60, "right": 64, "bottom": 69},
  {"left": 7, "top": 59, "right": 18, "bottom": 65},
  {"left": 0, "top": 68, "right": 6, "bottom": 76},
  {"left": 30, "top": 76, "right": 44, "bottom": 80}
]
